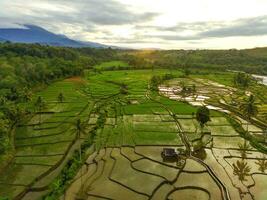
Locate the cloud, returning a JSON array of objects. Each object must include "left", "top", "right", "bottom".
[
  {"left": 0, "top": 0, "right": 159, "bottom": 28},
  {"left": 1, "top": 0, "right": 267, "bottom": 49},
  {"left": 74, "top": 0, "right": 158, "bottom": 25},
  {"left": 200, "top": 15, "right": 267, "bottom": 37},
  {"left": 136, "top": 21, "right": 220, "bottom": 32},
  {"left": 146, "top": 15, "right": 267, "bottom": 41},
  {"left": 93, "top": 15, "right": 267, "bottom": 46}
]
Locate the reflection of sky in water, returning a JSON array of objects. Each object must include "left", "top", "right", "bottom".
[{"left": 252, "top": 75, "right": 267, "bottom": 86}]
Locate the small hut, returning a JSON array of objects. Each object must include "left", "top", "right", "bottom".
[{"left": 161, "top": 148, "right": 178, "bottom": 162}]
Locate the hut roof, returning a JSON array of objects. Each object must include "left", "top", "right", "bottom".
[{"left": 162, "top": 148, "right": 177, "bottom": 157}]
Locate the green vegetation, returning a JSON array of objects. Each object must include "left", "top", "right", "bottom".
[
  {"left": 240, "top": 95, "right": 258, "bottom": 120},
  {"left": 121, "top": 48, "right": 267, "bottom": 74},
  {"left": 234, "top": 72, "right": 252, "bottom": 88},
  {"left": 255, "top": 156, "right": 267, "bottom": 173},
  {"left": 233, "top": 160, "right": 251, "bottom": 181},
  {"left": 0, "top": 43, "right": 117, "bottom": 160},
  {"left": 57, "top": 93, "right": 64, "bottom": 103},
  {"left": 150, "top": 73, "right": 175, "bottom": 91},
  {"left": 93, "top": 60, "right": 129, "bottom": 70},
  {"left": 196, "top": 106, "right": 211, "bottom": 129},
  {"left": 1, "top": 44, "right": 267, "bottom": 200}
]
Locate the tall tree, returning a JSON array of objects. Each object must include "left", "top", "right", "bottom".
[
  {"left": 150, "top": 75, "right": 162, "bottom": 91},
  {"left": 240, "top": 95, "right": 258, "bottom": 131},
  {"left": 265, "top": 129, "right": 267, "bottom": 143},
  {"left": 120, "top": 84, "right": 128, "bottom": 95},
  {"left": 57, "top": 92, "right": 64, "bottom": 103},
  {"left": 73, "top": 119, "right": 87, "bottom": 193},
  {"left": 238, "top": 141, "right": 251, "bottom": 159},
  {"left": 255, "top": 156, "right": 267, "bottom": 173},
  {"left": 35, "top": 96, "right": 46, "bottom": 124},
  {"left": 234, "top": 73, "right": 251, "bottom": 88},
  {"left": 0, "top": 119, "right": 9, "bottom": 154},
  {"left": 0, "top": 96, "right": 7, "bottom": 106},
  {"left": 240, "top": 95, "right": 258, "bottom": 119},
  {"left": 20, "top": 87, "right": 32, "bottom": 102},
  {"left": 196, "top": 106, "right": 210, "bottom": 133},
  {"left": 192, "top": 84, "right": 196, "bottom": 96},
  {"left": 4, "top": 105, "right": 25, "bottom": 125},
  {"left": 233, "top": 160, "right": 251, "bottom": 181}
]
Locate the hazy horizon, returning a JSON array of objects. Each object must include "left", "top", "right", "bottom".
[{"left": 1, "top": 0, "right": 267, "bottom": 49}]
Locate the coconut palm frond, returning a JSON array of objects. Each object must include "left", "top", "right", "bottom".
[
  {"left": 255, "top": 156, "right": 267, "bottom": 173},
  {"left": 239, "top": 95, "right": 258, "bottom": 119},
  {"left": 233, "top": 160, "right": 251, "bottom": 181}
]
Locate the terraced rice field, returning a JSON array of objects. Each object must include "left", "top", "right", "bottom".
[
  {"left": 63, "top": 109, "right": 267, "bottom": 199},
  {"left": 0, "top": 79, "right": 95, "bottom": 198},
  {"left": 1, "top": 70, "right": 267, "bottom": 200},
  {"left": 65, "top": 71, "right": 267, "bottom": 200},
  {"left": 65, "top": 147, "right": 218, "bottom": 200},
  {"left": 65, "top": 145, "right": 267, "bottom": 200}
]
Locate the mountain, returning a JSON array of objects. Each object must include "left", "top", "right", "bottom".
[
  {"left": 0, "top": 25, "right": 108, "bottom": 48},
  {"left": 0, "top": 37, "right": 7, "bottom": 42}
]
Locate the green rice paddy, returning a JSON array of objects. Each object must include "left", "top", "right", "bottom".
[{"left": 1, "top": 68, "right": 267, "bottom": 200}]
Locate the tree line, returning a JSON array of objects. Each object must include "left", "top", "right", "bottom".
[{"left": 120, "top": 48, "right": 267, "bottom": 74}]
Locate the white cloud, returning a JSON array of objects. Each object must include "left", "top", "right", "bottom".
[{"left": 1, "top": 0, "right": 267, "bottom": 49}]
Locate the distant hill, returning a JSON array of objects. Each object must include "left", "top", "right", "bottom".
[
  {"left": 0, "top": 24, "right": 108, "bottom": 48},
  {"left": 0, "top": 37, "right": 7, "bottom": 42}
]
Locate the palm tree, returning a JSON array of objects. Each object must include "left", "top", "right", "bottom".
[
  {"left": 2, "top": 106, "right": 26, "bottom": 152},
  {"left": 57, "top": 92, "right": 64, "bottom": 103},
  {"left": 192, "top": 84, "right": 196, "bottom": 97},
  {"left": 240, "top": 95, "right": 258, "bottom": 131},
  {"left": 255, "top": 156, "right": 267, "bottom": 173},
  {"left": 4, "top": 105, "right": 25, "bottom": 126},
  {"left": 264, "top": 129, "right": 267, "bottom": 143},
  {"left": 196, "top": 106, "right": 210, "bottom": 133},
  {"left": 21, "top": 87, "right": 32, "bottom": 102},
  {"left": 238, "top": 141, "right": 251, "bottom": 159},
  {"left": 0, "top": 119, "right": 9, "bottom": 154},
  {"left": 234, "top": 72, "right": 250, "bottom": 88},
  {"left": 35, "top": 96, "right": 46, "bottom": 124},
  {"left": 233, "top": 160, "right": 251, "bottom": 181},
  {"left": 75, "top": 119, "right": 85, "bottom": 161},
  {"left": 73, "top": 119, "right": 87, "bottom": 194},
  {"left": 180, "top": 82, "right": 187, "bottom": 98},
  {"left": 120, "top": 84, "right": 128, "bottom": 95},
  {"left": 0, "top": 96, "right": 7, "bottom": 106}
]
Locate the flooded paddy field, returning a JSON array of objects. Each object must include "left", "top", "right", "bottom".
[{"left": 1, "top": 70, "right": 267, "bottom": 200}]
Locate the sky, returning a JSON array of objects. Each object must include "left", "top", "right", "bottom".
[{"left": 1, "top": 0, "right": 267, "bottom": 49}]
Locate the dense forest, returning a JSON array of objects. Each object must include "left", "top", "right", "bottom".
[
  {"left": 1, "top": 42, "right": 267, "bottom": 160},
  {"left": 121, "top": 48, "right": 267, "bottom": 74}
]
